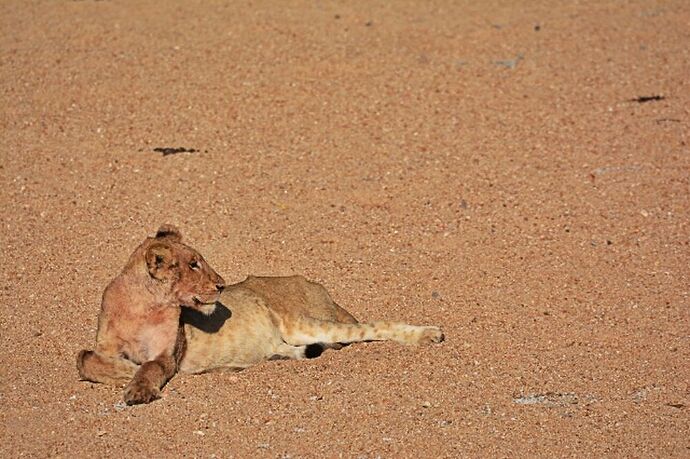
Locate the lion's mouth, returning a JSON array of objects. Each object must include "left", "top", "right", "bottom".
[{"left": 192, "top": 296, "right": 218, "bottom": 316}]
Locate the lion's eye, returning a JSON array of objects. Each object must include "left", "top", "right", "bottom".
[{"left": 189, "top": 261, "right": 200, "bottom": 270}]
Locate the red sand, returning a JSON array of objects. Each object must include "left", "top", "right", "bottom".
[{"left": 1, "top": 1, "right": 688, "bottom": 457}]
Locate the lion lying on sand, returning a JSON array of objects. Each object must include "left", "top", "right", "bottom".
[{"left": 77, "top": 225, "right": 444, "bottom": 405}]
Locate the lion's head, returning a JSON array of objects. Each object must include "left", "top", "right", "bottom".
[{"left": 143, "top": 224, "right": 226, "bottom": 315}]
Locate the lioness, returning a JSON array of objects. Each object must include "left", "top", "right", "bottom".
[{"left": 77, "top": 225, "right": 444, "bottom": 405}]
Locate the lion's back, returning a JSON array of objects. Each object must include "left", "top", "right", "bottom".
[{"left": 234, "top": 275, "right": 357, "bottom": 323}]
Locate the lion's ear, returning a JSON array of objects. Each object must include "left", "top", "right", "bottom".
[
  {"left": 155, "top": 224, "right": 182, "bottom": 242},
  {"left": 145, "top": 242, "right": 177, "bottom": 281}
]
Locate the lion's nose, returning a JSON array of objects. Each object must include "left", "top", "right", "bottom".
[{"left": 216, "top": 283, "right": 225, "bottom": 293}]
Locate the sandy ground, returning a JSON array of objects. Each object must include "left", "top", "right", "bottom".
[{"left": 1, "top": 0, "right": 689, "bottom": 457}]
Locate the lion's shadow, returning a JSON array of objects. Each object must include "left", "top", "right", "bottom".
[{"left": 180, "top": 302, "right": 232, "bottom": 333}]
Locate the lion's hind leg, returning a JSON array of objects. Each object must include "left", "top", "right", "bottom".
[
  {"left": 279, "top": 317, "right": 444, "bottom": 347},
  {"left": 77, "top": 350, "right": 139, "bottom": 386}
]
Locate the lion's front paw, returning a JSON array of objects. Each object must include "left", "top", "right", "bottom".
[
  {"left": 76, "top": 350, "right": 93, "bottom": 378},
  {"left": 123, "top": 379, "right": 160, "bottom": 405},
  {"left": 418, "top": 327, "right": 445, "bottom": 344}
]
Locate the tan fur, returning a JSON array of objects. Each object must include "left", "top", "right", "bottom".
[{"left": 77, "top": 225, "right": 444, "bottom": 404}]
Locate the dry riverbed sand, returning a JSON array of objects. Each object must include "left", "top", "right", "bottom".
[{"left": 1, "top": 0, "right": 688, "bottom": 457}]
